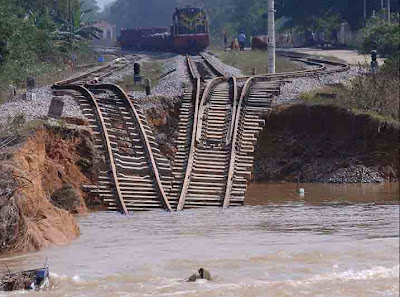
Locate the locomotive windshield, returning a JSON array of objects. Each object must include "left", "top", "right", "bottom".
[{"left": 173, "top": 8, "right": 208, "bottom": 35}]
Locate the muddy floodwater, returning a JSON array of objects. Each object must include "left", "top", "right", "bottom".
[{"left": 1, "top": 183, "right": 399, "bottom": 296}]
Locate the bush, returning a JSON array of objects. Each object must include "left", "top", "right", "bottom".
[
  {"left": 337, "top": 72, "right": 399, "bottom": 121},
  {"left": 50, "top": 184, "right": 82, "bottom": 213},
  {"left": 361, "top": 13, "right": 400, "bottom": 57}
]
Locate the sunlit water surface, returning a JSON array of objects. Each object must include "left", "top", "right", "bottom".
[{"left": 1, "top": 183, "right": 399, "bottom": 297}]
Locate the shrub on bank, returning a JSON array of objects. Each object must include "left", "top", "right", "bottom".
[
  {"left": 361, "top": 13, "right": 400, "bottom": 58},
  {"left": 300, "top": 67, "right": 400, "bottom": 123}
]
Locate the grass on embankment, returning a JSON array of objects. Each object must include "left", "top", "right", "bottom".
[
  {"left": 116, "top": 60, "right": 164, "bottom": 92},
  {"left": 211, "top": 49, "right": 305, "bottom": 75},
  {"left": 299, "top": 70, "right": 400, "bottom": 125}
]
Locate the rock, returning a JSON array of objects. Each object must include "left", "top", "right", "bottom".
[
  {"left": 186, "top": 268, "right": 213, "bottom": 282},
  {"left": 155, "top": 133, "right": 168, "bottom": 145}
]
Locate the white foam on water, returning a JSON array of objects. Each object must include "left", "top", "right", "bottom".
[
  {"left": 187, "top": 265, "right": 400, "bottom": 293},
  {"left": 0, "top": 290, "right": 28, "bottom": 296},
  {"left": 50, "top": 272, "right": 86, "bottom": 285},
  {"left": 326, "top": 265, "right": 399, "bottom": 282},
  {"left": 245, "top": 265, "right": 400, "bottom": 288}
]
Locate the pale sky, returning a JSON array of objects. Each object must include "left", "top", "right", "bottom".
[{"left": 96, "top": 0, "right": 114, "bottom": 10}]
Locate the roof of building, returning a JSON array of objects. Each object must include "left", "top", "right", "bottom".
[{"left": 93, "top": 20, "right": 116, "bottom": 29}]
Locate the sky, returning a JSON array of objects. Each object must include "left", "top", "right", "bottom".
[{"left": 96, "top": 0, "right": 113, "bottom": 10}]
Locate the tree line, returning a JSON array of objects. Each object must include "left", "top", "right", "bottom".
[
  {"left": 0, "top": 0, "right": 100, "bottom": 86},
  {"left": 103, "top": 0, "right": 399, "bottom": 37}
]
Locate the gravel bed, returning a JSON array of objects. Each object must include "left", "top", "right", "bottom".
[
  {"left": 203, "top": 52, "right": 244, "bottom": 77},
  {"left": 128, "top": 54, "right": 190, "bottom": 109},
  {"left": 0, "top": 86, "right": 83, "bottom": 125},
  {"left": 324, "top": 165, "right": 386, "bottom": 183},
  {"left": 0, "top": 55, "right": 150, "bottom": 125},
  {"left": 274, "top": 66, "right": 363, "bottom": 105},
  {"left": 102, "top": 54, "right": 151, "bottom": 83}
]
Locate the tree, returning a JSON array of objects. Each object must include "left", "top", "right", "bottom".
[
  {"left": 53, "top": 9, "right": 102, "bottom": 53},
  {"left": 361, "top": 12, "right": 400, "bottom": 57},
  {"left": 81, "top": 0, "right": 100, "bottom": 23}
]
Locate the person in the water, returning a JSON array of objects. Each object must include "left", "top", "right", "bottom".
[{"left": 187, "top": 268, "right": 212, "bottom": 282}]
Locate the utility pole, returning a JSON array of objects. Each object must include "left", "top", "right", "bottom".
[
  {"left": 387, "top": 0, "right": 391, "bottom": 23},
  {"left": 267, "top": 0, "right": 276, "bottom": 74},
  {"left": 363, "top": 0, "right": 367, "bottom": 19}
]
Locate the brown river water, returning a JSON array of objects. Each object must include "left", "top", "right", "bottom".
[{"left": 1, "top": 183, "right": 399, "bottom": 296}]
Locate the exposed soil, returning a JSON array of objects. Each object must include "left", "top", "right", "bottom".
[
  {"left": 142, "top": 96, "right": 180, "bottom": 161},
  {"left": 254, "top": 104, "right": 399, "bottom": 183},
  {"left": 0, "top": 124, "right": 96, "bottom": 255}
]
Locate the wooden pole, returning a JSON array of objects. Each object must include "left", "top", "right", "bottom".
[{"left": 387, "top": 0, "right": 391, "bottom": 23}]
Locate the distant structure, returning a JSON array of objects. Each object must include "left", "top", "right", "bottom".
[{"left": 92, "top": 20, "right": 117, "bottom": 47}]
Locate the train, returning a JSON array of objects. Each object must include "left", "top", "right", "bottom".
[{"left": 118, "top": 7, "right": 209, "bottom": 53}]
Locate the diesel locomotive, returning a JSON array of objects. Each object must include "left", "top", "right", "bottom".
[{"left": 119, "top": 7, "right": 209, "bottom": 52}]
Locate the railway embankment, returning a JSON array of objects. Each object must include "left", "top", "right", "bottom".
[
  {"left": 0, "top": 122, "right": 96, "bottom": 255},
  {"left": 254, "top": 104, "right": 399, "bottom": 183}
]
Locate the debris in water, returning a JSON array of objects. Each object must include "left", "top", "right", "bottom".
[
  {"left": 0, "top": 266, "right": 50, "bottom": 292},
  {"left": 186, "top": 268, "right": 212, "bottom": 282}
]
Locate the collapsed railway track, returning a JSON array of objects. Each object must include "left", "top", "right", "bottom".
[
  {"left": 53, "top": 52, "right": 349, "bottom": 213},
  {"left": 171, "top": 52, "right": 349, "bottom": 210},
  {"left": 54, "top": 56, "right": 174, "bottom": 214}
]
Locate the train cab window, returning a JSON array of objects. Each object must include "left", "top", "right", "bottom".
[
  {"left": 178, "top": 25, "right": 188, "bottom": 35},
  {"left": 196, "top": 25, "right": 206, "bottom": 34}
]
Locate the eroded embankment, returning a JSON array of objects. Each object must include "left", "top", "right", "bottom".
[
  {"left": 254, "top": 105, "right": 399, "bottom": 183},
  {"left": 0, "top": 125, "right": 95, "bottom": 255}
]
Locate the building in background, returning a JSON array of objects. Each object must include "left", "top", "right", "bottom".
[{"left": 92, "top": 20, "right": 117, "bottom": 47}]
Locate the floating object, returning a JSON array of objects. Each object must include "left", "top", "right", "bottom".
[
  {"left": 186, "top": 268, "right": 212, "bottom": 282},
  {"left": 298, "top": 188, "right": 305, "bottom": 194}
]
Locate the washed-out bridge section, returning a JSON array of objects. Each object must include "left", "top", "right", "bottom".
[{"left": 53, "top": 53, "right": 348, "bottom": 213}]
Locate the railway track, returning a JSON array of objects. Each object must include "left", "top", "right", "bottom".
[
  {"left": 52, "top": 52, "right": 349, "bottom": 213},
  {"left": 57, "top": 56, "right": 137, "bottom": 86},
  {"left": 172, "top": 52, "right": 349, "bottom": 210},
  {"left": 53, "top": 57, "right": 174, "bottom": 214}
]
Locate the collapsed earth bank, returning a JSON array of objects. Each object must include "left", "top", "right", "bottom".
[
  {"left": 254, "top": 104, "right": 399, "bottom": 183},
  {"left": 0, "top": 125, "right": 96, "bottom": 255},
  {"left": 144, "top": 99, "right": 398, "bottom": 183}
]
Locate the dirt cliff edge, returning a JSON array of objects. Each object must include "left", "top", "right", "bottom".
[{"left": 0, "top": 125, "right": 94, "bottom": 255}]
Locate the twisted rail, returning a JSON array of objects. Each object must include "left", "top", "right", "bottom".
[
  {"left": 87, "top": 84, "right": 173, "bottom": 212},
  {"left": 52, "top": 83, "right": 129, "bottom": 214}
]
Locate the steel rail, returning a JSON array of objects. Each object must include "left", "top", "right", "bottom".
[
  {"left": 176, "top": 56, "right": 201, "bottom": 211},
  {"left": 199, "top": 53, "right": 226, "bottom": 78},
  {"left": 176, "top": 77, "right": 201, "bottom": 211},
  {"left": 55, "top": 56, "right": 136, "bottom": 86},
  {"left": 236, "top": 54, "right": 349, "bottom": 82},
  {"left": 195, "top": 77, "right": 226, "bottom": 143},
  {"left": 222, "top": 77, "right": 253, "bottom": 209},
  {"left": 225, "top": 77, "right": 238, "bottom": 145},
  {"left": 186, "top": 55, "right": 199, "bottom": 79},
  {"left": 52, "top": 84, "right": 129, "bottom": 214},
  {"left": 87, "top": 84, "right": 173, "bottom": 212}
]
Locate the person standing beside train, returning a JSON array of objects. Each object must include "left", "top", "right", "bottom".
[
  {"left": 238, "top": 31, "right": 246, "bottom": 51},
  {"left": 223, "top": 27, "right": 228, "bottom": 48}
]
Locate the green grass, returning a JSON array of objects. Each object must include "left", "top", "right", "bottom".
[
  {"left": 0, "top": 114, "right": 46, "bottom": 141},
  {"left": 116, "top": 60, "right": 164, "bottom": 92},
  {"left": 299, "top": 80, "right": 400, "bottom": 125},
  {"left": 211, "top": 49, "right": 306, "bottom": 75}
]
